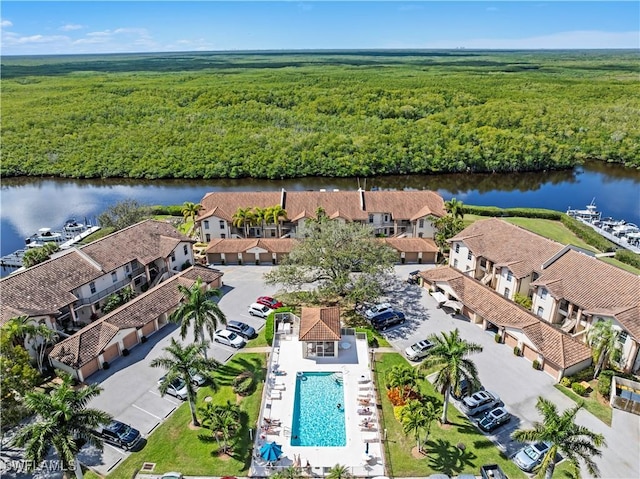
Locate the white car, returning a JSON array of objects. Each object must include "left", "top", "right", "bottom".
[
  {"left": 405, "top": 339, "right": 434, "bottom": 361},
  {"left": 158, "top": 376, "right": 188, "bottom": 400},
  {"left": 364, "top": 303, "right": 394, "bottom": 320},
  {"left": 248, "top": 302, "right": 273, "bottom": 318},
  {"left": 460, "top": 390, "right": 500, "bottom": 416},
  {"left": 214, "top": 329, "right": 246, "bottom": 348}
]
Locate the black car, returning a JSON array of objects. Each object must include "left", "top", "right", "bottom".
[
  {"left": 371, "top": 310, "right": 406, "bottom": 331},
  {"left": 226, "top": 320, "right": 256, "bottom": 339},
  {"left": 407, "top": 270, "right": 421, "bottom": 284},
  {"left": 95, "top": 420, "right": 142, "bottom": 450}
]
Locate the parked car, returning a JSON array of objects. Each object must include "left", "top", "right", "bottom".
[
  {"left": 160, "top": 473, "right": 183, "bottom": 479},
  {"left": 226, "top": 320, "right": 256, "bottom": 340},
  {"left": 214, "top": 329, "right": 246, "bottom": 348},
  {"left": 460, "top": 390, "right": 500, "bottom": 416},
  {"left": 158, "top": 376, "right": 188, "bottom": 400},
  {"left": 95, "top": 419, "right": 142, "bottom": 451},
  {"left": 364, "top": 302, "right": 394, "bottom": 320},
  {"left": 407, "top": 270, "right": 421, "bottom": 284},
  {"left": 248, "top": 302, "right": 273, "bottom": 318},
  {"left": 256, "top": 296, "right": 283, "bottom": 309},
  {"left": 405, "top": 339, "right": 434, "bottom": 361},
  {"left": 189, "top": 368, "right": 207, "bottom": 386},
  {"left": 478, "top": 406, "right": 511, "bottom": 432},
  {"left": 479, "top": 464, "right": 507, "bottom": 479},
  {"left": 513, "top": 441, "right": 552, "bottom": 472},
  {"left": 371, "top": 310, "right": 406, "bottom": 331}
]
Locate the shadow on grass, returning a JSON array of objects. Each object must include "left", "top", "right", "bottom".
[
  {"left": 424, "top": 438, "right": 477, "bottom": 476},
  {"left": 214, "top": 355, "right": 266, "bottom": 386}
]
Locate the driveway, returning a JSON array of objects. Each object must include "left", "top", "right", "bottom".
[{"left": 381, "top": 266, "right": 640, "bottom": 479}]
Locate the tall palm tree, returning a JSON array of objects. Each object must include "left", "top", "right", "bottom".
[
  {"left": 401, "top": 404, "right": 427, "bottom": 452},
  {"left": 170, "top": 277, "right": 226, "bottom": 359},
  {"left": 512, "top": 397, "right": 605, "bottom": 479},
  {"left": 4, "top": 315, "right": 58, "bottom": 373},
  {"left": 151, "top": 338, "right": 218, "bottom": 426},
  {"left": 420, "top": 328, "right": 483, "bottom": 424},
  {"left": 252, "top": 206, "right": 268, "bottom": 237},
  {"left": 444, "top": 197, "right": 465, "bottom": 219},
  {"left": 587, "top": 320, "right": 620, "bottom": 379},
  {"left": 200, "top": 400, "right": 241, "bottom": 453},
  {"left": 11, "top": 373, "right": 111, "bottom": 479},
  {"left": 327, "top": 464, "right": 352, "bottom": 479},
  {"left": 268, "top": 205, "right": 288, "bottom": 238},
  {"left": 232, "top": 207, "right": 254, "bottom": 237}
]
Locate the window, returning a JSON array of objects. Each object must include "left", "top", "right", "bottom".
[
  {"left": 537, "top": 306, "right": 544, "bottom": 317},
  {"left": 419, "top": 219, "right": 424, "bottom": 228},
  {"left": 618, "top": 331, "right": 628, "bottom": 344},
  {"left": 219, "top": 220, "right": 225, "bottom": 229},
  {"left": 540, "top": 288, "right": 548, "bottom": 300},
  {"left": 369, "top": 214, "right": 374, "bottom": 223},
  {"left": 221, "top": 234, "right": 226, "bottom": 239},
  {"left": 111, "top": 272, "right": 117, "bottom": 283},
  {"left": 384, "top": 214, "right": 389, "bottom": 222},
  {"left": 89, "top": 282, "right": 96, "bottom": 294},
  {"left": 467, "top": 251, "right": 472, "bottom": 260},
  {"left": 134, "top": 277, "right": 142, "bottom": 286},
  {"left": 125, "top": 264, "right": 130, "bottom": 273},
  {"left": 506, "top": 271, "right": 513, "bottom": 282},
  {"left": 455, "top": 244, "right": 460, "bottom": 253},
  {"left": 480, "top": 259, "right": 487, "bottom": 268},
  {"left": 171, "top": 252, "right": 176, "bottom": 262},
  {"left": 183, "top": 245, "right": 188, "bottom": 255},
  {"left": 453, "top": 259, "right": 458, "bottom": 268},
  {"left": 205, "top": 234, "right": 211, "bottom": 242},
  {"left": 203, "top": 220, "right": 209, "bottom": 229},
  {"left": 503, "top": 288, "right": 510, "bottom": 298}
]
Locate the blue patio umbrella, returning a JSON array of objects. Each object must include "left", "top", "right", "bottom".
[{"left": 260, "top": 441, "right": 283, "bottom": 462}]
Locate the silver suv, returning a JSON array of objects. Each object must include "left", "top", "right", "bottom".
[{"left": 460, "top": 390, "right": 500, "bottom": 416}]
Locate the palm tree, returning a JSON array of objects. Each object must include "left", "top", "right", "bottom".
[
  {"left": 11, "top": 373, "right": 111, "bottom": 479},
  {"left": 420, "top": 399, "right": 441, "bottom": 447},
  {"left": 512, "top": 397, "right": 605, "bottom": 479},
  {"left": 232, "top": 207, "right": 255, "bottom": 237},
  {"left": 420, "top": 328, "right": 482, "bottom": 424},
  {"left": 200, "top": 400, "right": 241, "bottom": 454},
  {"left": 444, "top": 197, "right": 465, "bottom": 219},
  {"left": 268, "top": 205, "right": 288, "bottom": 238},
  {"left": 401, "top": 404, "right": 427, "bottom": 452},
  {"left": 4, "top": 315, "right": 58, "bottom": 373},
  {"left": 151, "top": 338, "right": 219, "bottom": 426},
  {"left": 386, "top": 365, "right": 419, "bottom": 400},
  {"left": 272, "top": 466, "right": 303, "bottom": 479},
  {"left": 587, "top": 320, "right": 620, "bottom": 379},
  {"left": 169, "top": 277, "right": 226, "bottom": 359},
  {"left": 181, "top": 201, "right": 202, "bottom": 223},
  {"left": 252, "top": 206, "right": 268, "bottom": 236},
  {"left": 327, "top": 464, "right": 352, "bottom": 479}
]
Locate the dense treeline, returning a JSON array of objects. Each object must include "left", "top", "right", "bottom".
[{"left": 1, "top": 50, "right": 638, "bottom": 179}]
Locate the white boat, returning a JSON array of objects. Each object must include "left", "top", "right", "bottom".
[
  {"left": 566, "top": 198, "right": 601, "bottom": 223},
  {"left": 25, "top": 227, "right": 65, "bottom": 246}
]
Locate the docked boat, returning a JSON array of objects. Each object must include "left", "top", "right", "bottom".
[{"left": 566, "top": 198, "right": 601, "bottom": 223}]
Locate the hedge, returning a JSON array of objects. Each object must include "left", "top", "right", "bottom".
[
  {"left": 148, "top": 204, "right": 184, "bottom": 216},
  {"left": 463, "top": 205, "right": 562, "bottom": 220},
  {"left": 560, "top": 214, "right": 617, "bottom": 252},
  {"left": 615, "top": 249, "right": 640, "bottom": 269}
]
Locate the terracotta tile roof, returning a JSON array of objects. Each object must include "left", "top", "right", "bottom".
[
  {"left": 382, "top": 237, "right": 439, "bottom": 253},
  {"left": 611, "top": 305, "right": 640, "bottom": 341},
  {"left": 533, "top": 248, "right": 640, "bottom": 333},
  {"left": 298, "top": 307, "right": 342, "bottom": 341},
  {"left": 521, "top": 322, "right": 592, "bottom": 368},
  {"left": 450, "top": 219, "right": 565, "bottom": 278},
  {"left": 49, "top": 267, "right": 223, "bottom": 368},
  {"left": 0, "top": 250, "right": 103, "bottom": 325},
  {"left": 82, "top": 219, "right": 193, "bottom": 272},
  {"left": 205, "top": 238, "right": 299, "bottom": 254},
  {"left": 421, "top": 266, "right": 589, "bottom": 369},
  {"left": 197, "top": 189, "right": 446, "bottom": 224}
]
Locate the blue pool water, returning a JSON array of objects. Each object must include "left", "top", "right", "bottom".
[{"left": 291, "top": 372, "right": 346, "bottom": 447}]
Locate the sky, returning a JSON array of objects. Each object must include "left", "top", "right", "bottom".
[{"left": 1, "top": 1, "right": 638, "bottom": 55}]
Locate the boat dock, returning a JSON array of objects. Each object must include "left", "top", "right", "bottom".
[{"left": 575, "top": 218, "right": 640, "bottom": 254}]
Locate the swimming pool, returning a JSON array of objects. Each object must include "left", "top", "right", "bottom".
[{"left": 291, "top": 372, "right": 346, "bottom": 447}]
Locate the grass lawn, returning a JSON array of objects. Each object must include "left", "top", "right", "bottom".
[
  {"left": 107, "top": 353, "right": 266, "bottom": 479},
  {"left": 554, "top": 382, "right": 612, "bottom": 426},
  {"left": 374, "top": 353, "right": 525, "bottom": 478},
  {"left": 246, "top": 327, "right": 269, "bottom": 348},
  {"left": 599, "top": 256, "right": 640, "bottom": 275}
]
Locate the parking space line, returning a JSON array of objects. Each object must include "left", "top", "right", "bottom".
[
  {"left": 107, "top": 457, "right": 123, "bottom": 472},
  {"left": 132, "top": 404, "right": 162, "bottom": 420}
]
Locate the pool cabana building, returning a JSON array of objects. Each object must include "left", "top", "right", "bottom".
[{"left": 299, "top": 307, "right": 342, "bottom": 358}]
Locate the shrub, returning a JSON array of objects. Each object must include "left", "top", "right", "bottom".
[
  {"left": 560, "top": 214, "right": 617, "bottom": 252},
  {"left": 102, "top": 361, "right": 110, "bottom": 370},
  {"left": 494, "top": 333, "right": 502, "bottom": 343},
  {"left": 532, "top": 360, "right": 541, "bottom": 370},
  {"left": 566, "top": 365, "right": 595, "bottom": 383},
  {"left": 571, "top": 382, "right": 587, "bottom": 396},
  {"left": 140, "top": 335, "right": 147, "bottom": 343},
  {"left": 387, "top": 387, "right": 407, "bottom": 406},
  {"left": 393, "top": 405, "right": 405, "bottom": 421},
  {"left": 615, "top": 249, "right": 640, "bottom": 269},
  {"left": 233, "top": 372, "right": 255, "bottom": 396},
  {"left": 180, "top": 260, "right": 192, "bottom": 271},
  {"left": 598, "top": 374, "right": 612, "bottom": 398},
  {"left": 122, "top": 348, "right": 129, "bottom": 357},
  {"left": 463, "top": 205, "right": 562, "bottom": 220},
  {"left": 513, "top": 346, "right": 522, "bottom": 356},
  {"left": 560, "top": 377, "right": 572, "bottom": 387}
]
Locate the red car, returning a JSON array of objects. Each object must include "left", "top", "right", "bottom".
[{"left": 257, "top": 296, "right": 283, "bottom": 309}]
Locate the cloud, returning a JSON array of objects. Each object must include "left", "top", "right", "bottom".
[
  {"left": 1, "top": 19, "right": 13, "bottom": 28},
  {"left": 60, "top": 24, "right": 83, "bottom": 31}
]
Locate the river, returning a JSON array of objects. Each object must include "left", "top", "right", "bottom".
[{"left": 1, "top": 160, "right": 639, "bottom": 263}]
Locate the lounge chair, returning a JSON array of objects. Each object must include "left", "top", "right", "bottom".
[
  {"left": 270, "top": 391, "right": 282, "bottom": 400},
  {"left": 357, "top": 407, "right": 372, "bottom": 415},
  {"left": 273, "top": 383, "right": 286, "bottom": 391}
]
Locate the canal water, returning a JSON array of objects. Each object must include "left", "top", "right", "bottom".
[{"left": 1, "top": 161, "right": 639, "bottom": 262}]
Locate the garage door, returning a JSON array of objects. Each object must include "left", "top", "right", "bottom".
[
  {"left": 241, "top": 253, "right": 255, "bottom": 265},
  {"left": 123, "top": 331, "right": 138, "bottom": 349},
  {"left": 102, "top": 343, "right": 120, "bottom": 363},
  {"left": 207, "top": 253, "right": 223, "bottom": 264},
  {"left": 259, "top": 253, "right": 272, "bottom": 264},
  {"left": 543, "top": 360, "right": 561, "bottom": 381},
  {"left": 523, "top": 344, "right": 538, "bottom": 361},
  {"left": 141, "top": 321, "right": 156, "bottom": 337},
  {"left": 423, "top": 252, "right": 436, "bottom": 264},
  {"left": 80, "top": 358, "right": 100, "bottom": 381},
  {"left": 504, "top": 333, "right": 518, "bottom": 348},
  {"left": 404, "top": 252, "right": 419, "bottom": 264}
]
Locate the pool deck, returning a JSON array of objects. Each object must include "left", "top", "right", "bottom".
[{"left": 251, "top": 328, "right": 386, "bottom": 477}]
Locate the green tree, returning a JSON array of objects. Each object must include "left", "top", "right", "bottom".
[
  {"left": 200, "top": 400, "right": 241, "bottom": 454},
  {"left": 420, "top": 328, "right": 483, "bottom": 424},
  {"left": 98, "top": 199, "right": 148, "bottom": 231},
  {"left": 232, "top": 207, "right": 255, "bottom": 237},
  {"left": 169, "top": 277, "right": 226, "bottom": 359},
  {"left": 181, "top": 201, "right": 202, "bottom": 223},
  {"left": 267, "top": 205, "right": 288, "bottom": 237},
  {"left": 587, "top": 320, "right": 620, "bottom": 379},
  {"left": 151, "top": 338, "right": 218, "bottom": 426},
  {"left": 386, "top": 365, "right": 419, "bottom": 399},
  {"left": 444, "top": 197, "right": 465, "bottom": 219},
  {"left": 402, "top": 403, "right": 427, "bottom": 452},
  {"left": 512, "top": 397, "right": 606, "bottom": 479},
  {"left": 252, "top": 206, "right": 269, "bottom": 236},
  {"left": 264, "top": 220, "right": 397, "bottom": 302},
  {"left": 272, "top": 466, "right": 304, "bottom": 479},
  {"left": 514, "top": 293, "right": 533, "bottom": 310},
  {"left": 22, "top": 242, "right": 60, "bottom": 268},
  {"left": 3, "top": 315, "right": 58, "bottom": 373},
  {"left": 327, "top": 463, "right": 352, "bottom": 479},
  {"left": 433, "top": 215, "right": 465, "bottom": 255},
  {"left": 11, "top": 373, "right": 111, "bottom": 479}
]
